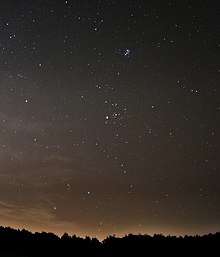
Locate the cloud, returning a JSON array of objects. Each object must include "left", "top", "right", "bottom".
[{"left": 0, "top": 200, "right": 76, "bottom": 236}]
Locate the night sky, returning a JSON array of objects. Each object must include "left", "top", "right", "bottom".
[{"left": 0, "top": 0, "right": 219, "bottom": 239}]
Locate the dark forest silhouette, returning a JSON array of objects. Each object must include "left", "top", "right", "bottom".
[{"left": 0, "top": 226, "right": 219, "bottom": 256}]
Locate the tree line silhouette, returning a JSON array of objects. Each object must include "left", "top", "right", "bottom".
[{"left": 0, "top": 226, "right": 219, "bottom": 256}]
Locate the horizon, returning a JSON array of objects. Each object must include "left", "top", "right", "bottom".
[{"left": 0, "top": 224, "right": 219, "bottom": 241}]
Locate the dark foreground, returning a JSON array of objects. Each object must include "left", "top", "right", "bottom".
[{"left": 0, "top": 226, "right": 219, "bottom": 256}]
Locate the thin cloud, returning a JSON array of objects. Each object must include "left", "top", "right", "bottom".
[{"left": 0, "top": 200, "right": 76, "bottom": 235}]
